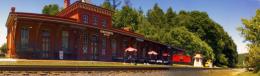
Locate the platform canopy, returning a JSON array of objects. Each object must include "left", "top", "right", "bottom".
[{"left": 194, "top": 54, "right": 203, "bottom": 58}]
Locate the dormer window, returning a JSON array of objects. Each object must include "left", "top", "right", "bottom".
[
  {"left": 82, "top": 15, "right": 88, "bottom": 24},
  {"left": 102, "top": 19, "right": 107, "bottom": 27},
  {"left": 93, "top": 15, "right": 98, "bottom": 25}
]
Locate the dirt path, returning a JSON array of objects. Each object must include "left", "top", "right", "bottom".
[{"left": 231, "top": 69, "right": 247, "bottom": 76}]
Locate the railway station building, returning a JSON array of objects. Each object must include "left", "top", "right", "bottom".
[{"left": 5, "top": 0, "right": 182, "bottom": 62}]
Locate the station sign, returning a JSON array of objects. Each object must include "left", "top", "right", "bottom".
[
  {"left": 100, "top": 30, "right": 113, "bottom": 36},
  {"left": 136, "top": 38, "right": 144, "bottom": 42}
]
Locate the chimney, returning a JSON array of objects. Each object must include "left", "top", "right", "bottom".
[
  {"left": 64, "top": 0, "right": 70, "bottom": 8},
  {"left": 11, "top": 7, "right": 15, "bottom": 13}
]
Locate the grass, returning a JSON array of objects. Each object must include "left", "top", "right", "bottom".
[
  {"left": 236, "top": 72, "right": 260, "bottom": 76},
  {"left": 0, "top": 59, "right": 169, "bottom": 68},
  {"left": 172, "top": 64, "right": 193, "bottom": 67}
]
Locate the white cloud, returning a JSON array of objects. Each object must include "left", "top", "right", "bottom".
[
  {"left": 237, "top": 44, "right": 248, "bottom": 54},
  {"left": 0, "top": 28, "right": 7, "bottom": 46},
  {"left": 0, "top": 30, "right": 2, "bottom": 46}
]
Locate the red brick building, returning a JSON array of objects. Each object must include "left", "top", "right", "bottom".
[{"left": 6, "top": 0, "right": 176, "bottom": 62}]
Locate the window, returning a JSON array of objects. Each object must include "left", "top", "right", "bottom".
[
  {"left": 42, "top": 30, "right": 50, "bottom": 58},
  {"left": 21, "top": 27, "right": 29, "bottom": 50},
  {"left": 111, "top": 39, "right": 117, "bottom": 57},
  {"left": 142, "top": 48, "right": 146, "bottom": 58},
  {"left": 82, "top": 32, "right": 88, "bottom": 54},
  {"left": 62, "top": 31, "right": 69, "bottom": 51},
  {"left": 102, "top": 37, "right": 106, "bottom": 55},
  {"left": 122, "top": 39, "right": 128, "bottom": 54},
  {"left": 93, "top": 15, "right": 98, "bottom": 25},
  {"left": 123, "top": 39, "right": 128, "bottom": 49},
  {"left": 102, "top": 19, "right": 107, "bottom": 27},
  {"left": 92, "top": 35, "right": 98, "bottom": 59},
  {"left": 82, "top": 15, "right": 88, "bottom": 24}
]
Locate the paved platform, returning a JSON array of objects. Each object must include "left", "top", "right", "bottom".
[
  {"left": 0, "top": 59, "right": 170, "bottom": 70},
  {"left": 0, "top": 59, "right": 228, "bottom": 71}
]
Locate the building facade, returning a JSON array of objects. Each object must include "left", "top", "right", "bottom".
[{"left": 6, "top": 0, "right": 175, "bottom": 62}]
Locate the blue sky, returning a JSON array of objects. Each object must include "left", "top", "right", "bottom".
[{"left": 0, "top": 0, "right": 259, "bottom": 54}]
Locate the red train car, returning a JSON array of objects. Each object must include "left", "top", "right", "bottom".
[{"left": 172, "top": 51, "right": 191, "bottom": 64}]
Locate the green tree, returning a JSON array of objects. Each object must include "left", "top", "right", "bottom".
[
  {"left": 42, "top": 4, "right": 61, "bottom": 16},
  {"left": 165, "top": 7, "right": 177, "bottom": 27},
  {"left": 247, "top": 44, "right": 260, "bottom": 72},
  {"left": 238, "top": 9, "right": 260, "bottom": 72},
  {"left": 101, "top": 0, "right": 114, "bottom": 11},
  {"left": 147, "top": 4, "right": 166, "bottom": 28},
  {"left": 167, "top": 27, "right": 215, "bottom": 60},
  {"left": 218, "top": 54, "right": 228, "bottom": 66},
  {"left": 106, "top": 3, "right": 237, "bottom": 67},
  {"left": 0, "top": 43, "right": 7, "bottom": 54},
  {"left": 113, "top": 6, "right": 139, "bottom": 30},
  {"left": 103, "top": 0, "right": 121, "bottom": 10},
  {"left": 135, "top": 9, "right": 155, "bottom": 39},
  {"left": 174, "top": 11, "right": 237, "bottom": 67}
]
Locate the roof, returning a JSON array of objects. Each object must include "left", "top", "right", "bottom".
[
  {"left": 57, "top": 1, "right": 114, "bottom": 17},
  {"left": 109, "top": 28, "right": 144, "bottom": 39},
  {"left": 6, "top": 12, "right": 144, "bottom": 40},
  {"left": 194, "top": 54, "right": 202, "bottom": 58}
]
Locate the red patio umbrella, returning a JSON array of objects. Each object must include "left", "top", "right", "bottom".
[
  {"left": 163, "top": 53, "right": 169, "bottom": 56},
  {"left": 125, "top": 47, "right": 137, "bottom": 52},
  {"left": 124, "top": 47, "right": 137, "bottom": 63}
]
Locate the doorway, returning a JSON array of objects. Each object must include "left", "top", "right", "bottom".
[{"left": 91, "top": 35, "right": 98, "bottom": 60}]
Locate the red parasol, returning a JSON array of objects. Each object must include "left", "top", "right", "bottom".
[
  {"left": 125, "top": 47, "right": 137, "bottom": 52},
  {"left": 163, "top": 53, "right": 169, "bottom": 56},
  {"left": 148, "top": 51, "right": 158, "bottom": 55}
]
